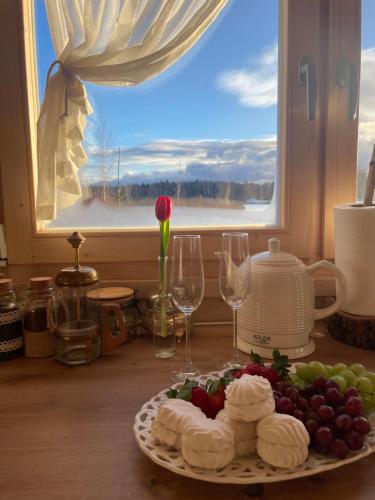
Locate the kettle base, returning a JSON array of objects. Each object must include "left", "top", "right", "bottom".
[{"left": 237, "top": 337, "right": 316, "bottom": 360}]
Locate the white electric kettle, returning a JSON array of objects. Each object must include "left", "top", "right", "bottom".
[{"left": 237, "top": 238, "right": 347, "bottom": 359}]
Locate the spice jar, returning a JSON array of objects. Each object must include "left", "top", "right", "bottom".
[
  {"left": 23, "top": 277, "right": 57, "bottom": 358},
  {"left": 0, "top": 278, "right": 24, "bottom": 360}
]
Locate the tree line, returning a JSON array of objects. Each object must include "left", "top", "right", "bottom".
[{"left": 87, "top": 180, "right": 274, "bottom": 205}]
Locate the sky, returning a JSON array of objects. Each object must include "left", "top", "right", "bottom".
[
  {"left": 35, "top": 0, "right": 279, "bottom": 185},
  {"left": 35, "top": 0, "right": 375, "bottom": 189}
]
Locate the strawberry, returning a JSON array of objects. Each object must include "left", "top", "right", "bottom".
[
  {"left": 258, "top": 366, "right": 281, "bottom": 385},
  {"left": 243, "top": 362, "right": 263, "bottom": 376},
  {"left": 191, "top": 386, "right": 214, "bottom": 418},
  {"left": 209, "top": 386, "right": 226, "bottom": 418}
]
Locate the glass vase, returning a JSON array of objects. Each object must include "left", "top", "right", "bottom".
[{"left": 152, "top": 257, "right": 176, "bottom": 358}]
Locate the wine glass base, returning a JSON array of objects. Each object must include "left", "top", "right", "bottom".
[
  {"left": 221, "top": 360, "right": 243, "bottom": 371},
  {"left": 171, "top": 366, "right": 200, "bottom": 383}
]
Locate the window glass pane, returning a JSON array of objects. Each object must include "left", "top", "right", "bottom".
[
  {"left": 357, "top": 0, "right": 375, "bottom": 200},
  {"left": 35, "top": 0, "right": 279, "bottom": 228}
]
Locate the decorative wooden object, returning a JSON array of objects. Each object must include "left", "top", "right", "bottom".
[{"left": 327, "top": 310, "right": 375, "bottom": 350}]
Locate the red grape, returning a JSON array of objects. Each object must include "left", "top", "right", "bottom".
[
  {"left": 325, "top": 380, "right": 340, "bottom": 391},
  {"left": 317, "top": 405, "right": 335, "bottom": 423},
  {"left": 307, "top": 411, "right": 319, "bottom": 421},
  {"left": 315, "top": 426, "right": 334, "bottom": 452},
  {"left": 297, "top": 397, "right": 309, "bottom": 412},
  {"left": 345, "top": 397, "right": 363, "bottom": 417},
  {"left": 335, "top": 414, "right": 353, "bottom": 433},
  {"left": 344, "top": 387, "right": 359, "bottom": 400},
  {"left": 302, "top": 385, "right": 316, "bottom": 398},
  {"left": 335, "top": 406, "right": 347, "bottom": 416},
  {"left": 310, "top": 394, "right": 326, "bottom": 410},
  {"left": 344, "top": 430, "right": 364, "bottom": 451},
  {"left": 331, "top": 438, "right": 350, "bottom": 459},
  {"left": 313, "top": 375, "right": 327, "bottom": 391},
  {"left": 305, "top": 419, "right": 319, "bottom": 438},
  {"left": 276, "top": 396, "right": 294, "bottom": 414},
  {"left": 273, "top": 390, "right": 283, "bottom": 400},
  {"left": 325, "top": 388, "right": 344, "bottom": 407},
  {"left": 284, "top": 386, "right": 299, "bottom": 402},
  {"left": 293, "top": 409, "right": 305, "bottom": 422},
  {"left": 275, "top": 381, "right": 290, "bottom": 393},
  {"left": 352, "top": 416, "right": 371, "bottom": 435}
]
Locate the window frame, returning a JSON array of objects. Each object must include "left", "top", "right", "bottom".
[{"left": 0, "top": 0, "right": 360, "bottom": 289}]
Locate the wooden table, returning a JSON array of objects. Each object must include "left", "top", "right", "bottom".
[{"left": 0, "top": 326, "right": 374, "bottom": 500}]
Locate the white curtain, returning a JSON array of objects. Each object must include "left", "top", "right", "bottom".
[{"left": 37, "top": 0, "right": 228, "bottom": 221}]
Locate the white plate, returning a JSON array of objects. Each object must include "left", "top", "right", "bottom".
[{"left": 133, "top": 371, "right": 375, "bottom": 484}]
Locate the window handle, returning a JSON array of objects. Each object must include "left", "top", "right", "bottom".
[
  {"left": 337, "top": 59, "right": 359, "bottom": 121},
  {"left": 298, "top": 57, "right": 317, "bottom": 121}
]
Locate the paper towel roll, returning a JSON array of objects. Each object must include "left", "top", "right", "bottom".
[{"left": 334, "top": 203, "right": 375, "bottom": 316}]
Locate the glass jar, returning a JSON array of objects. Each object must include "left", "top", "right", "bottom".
[
  {"left": 56, "top": 320, "right": 100, "bottom": 365},
  {"left": 23, "top": 277, "right": 57, "bottom": 358},
  {"left": 0, "top": 278, "right": 24, "bottom": 361},
  {"left": 86, "top": 286, "right": 140, "bottom": 353}
]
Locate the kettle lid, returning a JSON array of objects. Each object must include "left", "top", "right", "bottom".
[{"left": 251, "top": 238, "right": 301, "bottom": 265}]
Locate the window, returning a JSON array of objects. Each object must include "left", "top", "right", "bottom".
[
  {"left": 357, "top": 0, "right": 375, "bottom": 200},
  {"left": 0, "top": 0, "right": 360, "bottom": 281},
  {"left": 35, "top": 1, "right": 279, "bottom": 229}
]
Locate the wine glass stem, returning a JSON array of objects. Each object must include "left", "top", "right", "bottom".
[
  {"left": 185, "top": 313, "right": 192, "bottom": 369},
  {"left": 232, "top": 307, "right": 239, "bottom": 363}
]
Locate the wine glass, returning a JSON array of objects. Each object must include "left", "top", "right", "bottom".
[
  {"left": 219, "top": 232, "right": 251, "bottom": 370},
  {"left": 170, "top": 235, "right": 205, "bottom": 381}
]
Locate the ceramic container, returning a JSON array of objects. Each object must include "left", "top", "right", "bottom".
[{"left": 237, "top": 238, "right": 347, "bottom": 359}]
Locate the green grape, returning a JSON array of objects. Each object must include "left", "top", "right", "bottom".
[
  {"left": 331, "top": 362, "right": 347, "bottom": 375},
  {"left": 329, "top": 375, "right": 347, "bottom": 392},
  {"left": 289, "top": 373, "right": 305, "bottom": 387},
  {"left": 360, "top": 393, "right": 373, "bottom": 415},
  {"left": 308, "top": 361, "right": 329, "bottom": 379},
  {"left": 340, "top": 369, "right": 356, "bottom": 386},
  {"left": 349, "top": 363, "right": 366, "bottom": 376},
  {"left": 325, "top": 364, "right": 334, "bottom": 376},
  {"left": 363, "top": 371, "right": 375, "bottom": 392},
  {"left": 296, "top": 363, "right": 312, "bottom": 382},
  {"left": 354, "top": 376, "right": 374, "bottom": 394}
]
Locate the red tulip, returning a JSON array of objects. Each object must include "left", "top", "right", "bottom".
[{"left": 155, "top": 196, "right": 172, "bottom": 222}]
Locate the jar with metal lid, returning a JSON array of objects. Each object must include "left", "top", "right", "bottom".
[
  {"left": 86, "top": 286, "right": 140, "bottom": 353},
  {"left": 23, "top": 277, "right": 57, "bottom": 358},
  {"left": 0, "top": 278, "right": 24, "bottom": 360},
  {"left": 56, "top": 319, "right": 101, "bottom": 365}
]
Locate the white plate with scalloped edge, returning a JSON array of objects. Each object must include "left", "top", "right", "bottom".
[{"left": 133, "top": 371, "right": 375, "bottom": 484}]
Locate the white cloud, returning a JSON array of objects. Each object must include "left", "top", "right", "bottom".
[
  {"left": 358, "top": 48, "right": 375, "bottom": 170},
  {"left": 216, "top": 44, "right": 278, "bottom": 108},
  {"left": 84, "top": 137, "right": 277, "bottom": 184}
]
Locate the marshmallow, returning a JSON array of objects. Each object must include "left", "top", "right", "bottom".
[
  {"left": 151, "top": 398, "right": 205, "bottom": 449},
  {"left": 224, "top": 374, "right": 275, "bottom": 422},
  {"left": 216, "top": 409, "right": 257, "bottom": 456},
  {"left": 181, "top": 419, "right": 235, "bottom": 469},
  {"left": 256, "top": 413, "right": 310, "bottom": 469}
]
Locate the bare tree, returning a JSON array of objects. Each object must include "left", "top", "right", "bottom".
[{"left": 92, "top": 116, "right": 115, "bottom": 203}]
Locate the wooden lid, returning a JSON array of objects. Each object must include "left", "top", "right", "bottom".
[
  {"left": 86, "top": 287, "right": 134, "bottom": 301},
  {"left": 0, "top": 278, "right": 12, "bottom": 292},
  {"left": 30, "top": 277, "right": 53, "bottom": 290}
]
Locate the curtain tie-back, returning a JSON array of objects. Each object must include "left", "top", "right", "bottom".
[{"left": 45, "top": 60, "right": 73, "bottom": 117}]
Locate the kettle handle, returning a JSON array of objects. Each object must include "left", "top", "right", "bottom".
[{"left": 306, "top": 260, "right": 347, "bottom": 320}]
